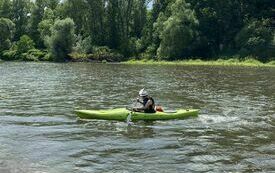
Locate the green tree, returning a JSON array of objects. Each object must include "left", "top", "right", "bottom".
[
  {"left": 12, "top": 0, "right": 31, "bottom": 40},
  {"left": 239, "top": 0, "right": 274, "bottom": 20},
  {"left": 106, "top": 0, "right": 142, "bottom": 56},
  {"left": 56, "top": 0, "right": 106, "bottom": 45},
  {"left": 38, "top": 20, "right": 53, "bottom": 47},
  {"left": 186, "top": 0, "right": 244, "bottom": 57},
  {"left": 235, "top": 19, "right": 274, "bottom": 61},
  {"left": 42, "top": 7, "right": 55, "bottom": 21},
  {"left": 86, "top": 0, "right": 105, "bottom": 45},
  {"left": 45, "top": 0, "right": 59, "bottom": 10},
  {"left": 157, "top": 0, "right": 198, "bottom": 60},
  {"left": 38, "top": 8, "right": 55, "bottom": 48},
  {"left": 0, "top": 0, "right": 12, "bottom": 19},
  {"left": 131, "top": 0, "right": 147, "bottom": 38},
  {"left": 29, "top": 0, "right": 46, "bottom": 48},
  {"left": 59, "top": 0, "right": 88, "bottom": 34},
  {"left": 106, "top": 0, "right": 120, "bottom": 49},
  {"left": 0, "top": 17, "right": 15, "bottom": 52},
  {"left": 139, "top": 0, "right": 172, "bottom": 57},
  {"left": 47, "top": 18, "right": 75, "bottom": 62}
]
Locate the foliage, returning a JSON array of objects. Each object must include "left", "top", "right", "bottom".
[
  {"left": 28, "top": 0, "right": 46, "bottom": 48},
  {"left": 73, "top": 35, "right": 93, "bottom": 54},
  {"left": 157, "top": 0, "right": 199, "bottom": 60},
  {"left": 22, "top": 49, "right": 47, "bottom": 61},
  {"left": 1, "top": 49, "right": 17, "bottom": 60},
  {"left": 0, "top": 0, "right": 274, "bottom": 62},
  {"left": 47, "top": 18, "right": 75, "bottom": 62},
  {"left": 132, "top": 0, "right": 147, "bottom": 38},
  {"left": 38, "top": 19, "right": 54, "bottom": 47},
  {"left": 16, "top": 35, "right": 35, "bottom": 55},
  {"left": 2, "top": 35, "right": 35, "bottom": 60},
  {"left": 92, "top": 46, "right": 124, "bottom": 62},
  {"left": 11, "top": 0, "right": 32, "bottom": 40},
  {"left": 235, "top": 19, "right": 274, "bottom": 61},
  {"left": 69, "top": 46, "right": 124, "bottom": 62},
  {"left": 0, "top": 18, "right": 15, "bottom": 52},
  {"left": 0, "top": 0, "right": 12, "bottom": 18},
  {"left": 123, "top": 57, "right": 275, "bottom": 67}
]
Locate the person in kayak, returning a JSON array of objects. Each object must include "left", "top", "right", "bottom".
[{"left": 133, "top": 88, "right": 156, "bottom": 113}]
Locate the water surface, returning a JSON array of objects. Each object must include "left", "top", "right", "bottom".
[{"left": 0, "top": 62, "right": 274, "bottom": 172}]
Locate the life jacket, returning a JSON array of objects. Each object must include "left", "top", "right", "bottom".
[{"left": 143, "top": 97, "right": 156, "bottom": 113}]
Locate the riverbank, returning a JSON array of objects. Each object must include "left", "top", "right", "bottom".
[
  {"left": 1, "top": 57, "right": 275, "bottom": 67},
  {"left": 123, "top": 58, "right": 275, "bottom": 67}
]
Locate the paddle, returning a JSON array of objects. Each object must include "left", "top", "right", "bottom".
[
  {"left": 126, "top": 112, "right": 133, "bottom": 126},
  {"left": 125, "top": 98, "right": 141, "bottom": 126}
]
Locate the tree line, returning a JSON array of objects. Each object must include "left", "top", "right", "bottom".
[{"left": 0, "top": 0, "right": 274, "bottom": 62}]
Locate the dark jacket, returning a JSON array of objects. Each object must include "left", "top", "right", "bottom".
[{"left": 142, "top": 97, "right": 156, "bottom": 113}]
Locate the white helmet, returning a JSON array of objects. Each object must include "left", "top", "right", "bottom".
[{"left": 139, "top": 88, "right": 148, "bottom": 97}]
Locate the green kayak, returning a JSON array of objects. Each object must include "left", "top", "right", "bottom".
[{"left": 75, "top": 108, "right": 199, "bottom": 121}]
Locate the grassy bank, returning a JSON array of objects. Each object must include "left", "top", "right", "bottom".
[{"left": 123, "top": 58, "right": 275, "bottom": 67}]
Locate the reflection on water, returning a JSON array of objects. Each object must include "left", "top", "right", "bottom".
[{"left": 0, "top": 62, "right": 275, "bottom": 172}]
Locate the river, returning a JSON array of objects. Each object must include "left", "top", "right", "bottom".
[{"left": 0, "top": 62, "right": 274, "bottom": 173}]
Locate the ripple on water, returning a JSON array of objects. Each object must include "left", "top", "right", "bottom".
[{"left": 1, "top": 62, "right": 275, "bottom": 172}]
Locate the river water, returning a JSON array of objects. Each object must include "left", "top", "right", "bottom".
[{"left": 0, "top": 62, "right": 274, "bottom": 173}]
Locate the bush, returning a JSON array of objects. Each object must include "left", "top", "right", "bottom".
[
  {"left": 119, "top": 37, "right": 138, "bottom": 58},
  {"left": 43, "top": 53, "right": 52, "bottom": 61},
  {"left": 73, "top": 35, "right": 93, "bottom": 54},
  {"left": 22, "top": 53, "right": 38, "bottom": 61},
  {"left": 226, "top": 58, "right": 240, "bottom": 63},
  {"left": 242, "top": 57, "right": 261, "bottom": 64},
  {"left": 1, "top": 49, "right": 17, "bottom": 60},
  {"left": 16, "top": 35, "right": 35, "bottom": 55},
  {"left": 140, "top": 44, "right": 158, "bottom": 60},
  {"left": 267, "top": 61, "right": 275, "bottom": 65},
  {"left": 22, "top": 49, "right": 47, "bottom": 61},
  {"left": 1, "top": 35, "right": 36, "bottom": 61},
  {"left": 68, "top": 46, "right": 124, "bottom": 62},
  {"left": 92, "top": 46, "right": 124, "bottom": 62},
  {"left": 68, "top": 52, "right": 88, "bottom": 62}
]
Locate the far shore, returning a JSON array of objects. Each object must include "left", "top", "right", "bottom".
[
  {"left": 1, "top": 57, "right": 275, "bottom": 67},
  {"left": 122, "top": 58, "right": 275, "bottom": 67}
]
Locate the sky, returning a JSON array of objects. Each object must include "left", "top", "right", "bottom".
[{"left": 147, "top": 1, "right": 153, "bottom": 10}]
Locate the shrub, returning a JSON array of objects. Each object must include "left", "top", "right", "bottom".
[
  {"left": 267, "top": 61, "right": 275, "bottom": 65},
  {"left": 92, "top": 46, "right": 124, "bottom": 62},
  {"left": 73, "top": 35, "right": 93, "bottom": 54},
  {"left": 1, "top": 49, "right": 17, "bottom": 60},
  {"left": 16, "top": 35, "right": 35, "bottom": 55},
  {"left": 22, "top": 49, "right": 47, "bottom": 61},
  {"left": 242, "top": 57, "right": 261, "bottom": 64},
  {"left": 68, "top": 52, "right": 88, "bottom": 62}
]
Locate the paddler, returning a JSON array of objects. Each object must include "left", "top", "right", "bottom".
[{"left": 133, "top": 88, "right": 156, "bottom": 113}]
